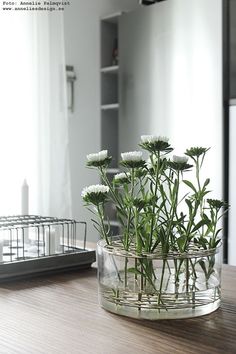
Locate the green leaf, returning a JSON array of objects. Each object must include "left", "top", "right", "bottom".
[
  {"left": 176, "top": 223, "right": 187, "bottom": 232},
  {"left": 215, "top": 239, "right": 222, "bottom": 247},
  {"left": 159, "top": 184, "right": 166, "bottom": 198},
  {"left": 210, "top": 209, "right": 215, "bottom": 221},
  {"left": 91, "top": 218, "right": 100, "bottom": 226},
  {"left": 162, "top": 243, "right": 169, "bottom": 254},
  {"left": 185, "top": 199, "right": 193, "bottom": 215},
  {"left": 203, "top": 213, "right": 210, "bottom": 221},
  {"left": 151, "top": 239, "right": 160, "bottom": 252},
  {"left": 150, "top": 181, "right": 154, "bottom": 195},
  {"left": 128, "top": 267, "right": 144, "bottom": 276},
  {"left": 203, "top": 178, "right": 210, "bottom": 189},
  {"left": 183, "top": 180, "right": 197, "bottom": 193},
  {"left": 200, "top": 190, "right": 211, "bottom": 198},
  {"left": 177, "top": 236, "right": 186, "bottom": 252},
  {"left": 205, "top": 224, "right": 213, "bottom": 236},
  {"left": 215, "top": 229, "right": 222, "bottom": 237},
  {"left": 196, "top": 238, "right": 207, "bottom": 249},
  {"left": 192, "top": 219, "right": 210, "bottom": 233},
  {"left": 93, "top": 224, "right": 101, "bottom": 233}
]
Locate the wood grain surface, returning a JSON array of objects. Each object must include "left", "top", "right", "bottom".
[{"left": 0, "top": 265, "right": 235, "bottom": 354}]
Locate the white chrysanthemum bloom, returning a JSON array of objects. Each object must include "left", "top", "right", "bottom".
[
  {"left": 121, "top": 151, "right": 142, "bottom": 161},
  {"left": 173, "top": 155, "right": 188, "bottom": 164},
  {"left": 141, "top": 135, "right": 157, "bottom": 143},
  {"left": 81, "top": 184, "right": 109, "bottom": 198},
  {"left": 114, "top": 172, "right": 131, "bottom": 180},
  {"left": 141, "top": 135, "right": 169, "bottom": 143},
  {"left": 87, "top": 150, "right": 108, "bottom": 162}
]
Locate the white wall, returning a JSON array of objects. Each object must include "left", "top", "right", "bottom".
[
  {"left": 64, "top": 0, "right": 138, "bottom": 242},
  {"left": 119, "top": 0, "right": 223, "bottom": 203}
]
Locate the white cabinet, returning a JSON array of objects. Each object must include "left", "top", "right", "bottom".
[{"left": 229, "top": 102, "right": 236, "bottom": 265}]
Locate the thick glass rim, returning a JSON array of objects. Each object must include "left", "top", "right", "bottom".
[{"left": 97, "top": 236, "right": 222, "bottom": 260}]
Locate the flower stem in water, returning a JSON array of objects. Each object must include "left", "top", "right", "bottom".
[{"left": 158, "top": 259, "right": 166, "bottom": 305}]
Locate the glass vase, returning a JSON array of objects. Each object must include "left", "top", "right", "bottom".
[{"left": 97, "top": 238, "right": 222, "bottom": 320}]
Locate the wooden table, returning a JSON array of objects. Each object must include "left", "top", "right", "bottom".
[{"left": 0, "top": 265, "right": 235, "bottom": 354}]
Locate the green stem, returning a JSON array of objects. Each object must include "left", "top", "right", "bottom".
[
  {"left": 174, "top": 259, "right": 179, "bottom": 282},
  {"left": 175, "top": 258, "right": 184, "bottom": 283},
  {"left": 211, "top": 210, "right": 218, "bottom": 246},
  {"left": 97, "top": 203, "right": 109, "bottom": 245},
  {"left": 125, "top": 168, "right": 135, "bottom": 250},
  {"left": 166, "top": 170, "right": 180, "bottom": 249},
  {"left": 189, "top": 258, "right": 197, "bottom": 279},
  {"left": 140, "top": 259, "right": 158, "bottom": 292},
  {"left": 196, "top": 157, "right": 205, "bottom": 237},
  {"left": 124, "top": 258, "right": 128, "bottom": 287},
  {"left": 124, "top": 169, "right": 135, "bottom": 287},
  {"left": 135, "top": 208, "right": 141, "bottom": 254},
  {"left": 97, "top": 204, "right": 122, "bottom": 282},
  {"left": 100, "top": 168, "right": 123, "bottom": 211},
  {"left": 196, "top": 157, "right": 201, "bottom": 192},
  {"left": 148, "top": 152, "right": 160, "bottom": 251},
  {"left": 184, "top": 199, "right": 200, "bottom": 251},
  {"left": 158, "top": 259, "right": 166, "bottom": 305},
  {"left": 186, "top": 258, "right": 189, "bottom": 293},
  {"left": 140, "top": 261, "right": 144, "bottom": 291},
  {"left": 135, "top": 258, "right": 138, "bottom": 282}
]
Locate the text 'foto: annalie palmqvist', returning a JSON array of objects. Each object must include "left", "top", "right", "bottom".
[{"left": 2, "top": 1, "right": 70, "bottom": 6}]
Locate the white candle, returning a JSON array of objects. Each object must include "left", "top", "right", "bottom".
[
  {"left": 54, "top": 230, "right": 61, "bottom": 253},
  {"left": 21, "top": 179, "right": 29, "bottom": 243},
  {"left": 21, "top": 179, "right": 29, "bottom": 215},
  {"left": 23, "top": 227, "right": 30, "bottom": 244},
  {"left": 45, "top": 228, "right": 60, "bottom": 255}
]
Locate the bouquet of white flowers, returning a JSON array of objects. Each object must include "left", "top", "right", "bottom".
[{"left": 82, "top": 135, "right": 228, "bottom": 320}]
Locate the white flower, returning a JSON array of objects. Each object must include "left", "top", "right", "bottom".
[
  {"left": 173, "top": 155, "right": 188, "bottom": 164},
  {"left": 87, "top": 150, "right": 108, "bottom": 162},
  {"left": 141, "top": 135, "right": 169, "bottom": 144},
  {"left": 114, "top": 172, "right": 130, "bottom": 180},
  {"left": 81, "top": 184, "right": 109, "bottom": 198},
  {"left": 121, "top": 151, "right": 142, "bottom": 162},
  {"left": 158, "top": 136, "right": 169, "bottom": 143}
]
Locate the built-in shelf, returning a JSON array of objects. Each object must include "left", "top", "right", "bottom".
[
  {"left": 101, "top": 12, "right": 122, "bottom": 24},
  {"left": 101, "top": 103, "right": 119, "bottom": 110},
  {"left": 100, "top": 13, "right": 121, "bottom": 232},
  {"left": 230, "top": 98, "right": 236, "bottom": 106},
  {"left": 104, "top": 220, "right": 121, "bottom": 227},
  {"left": 101, "top": 65, "right": 119, "bottom": 74},
  {"left": 106, "top": 168, "right": 120, "bottom": 174}
]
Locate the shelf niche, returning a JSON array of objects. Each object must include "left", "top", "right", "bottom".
[
  {"left": 101, "top": 110, "right": 118, "bottom": 168},
  {"left": 100, "top": 13, "right": 121, "bottom": 233}
]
